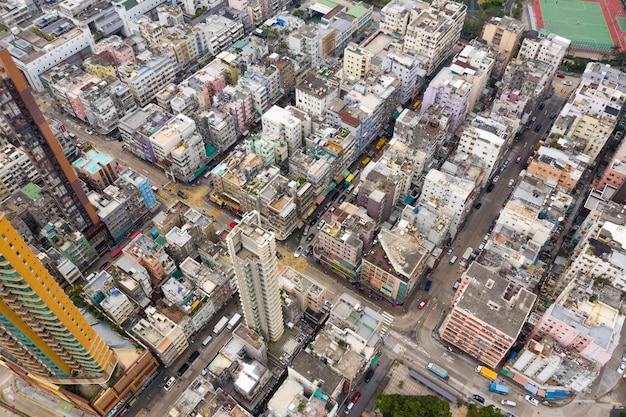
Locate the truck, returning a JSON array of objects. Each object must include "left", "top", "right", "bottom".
[
  {"left": 213, "top": 316, "right": 229, "bottom": 335},
  {"left": 227, "top": 313, "right": 242, "bottom": 330},
  {"left": 375, "top": 138, "right": 386, "bottom": 150},
  {"left": 489, "top": 383, "right": 509, "bottom": 395},
  {"left": 344, "top": 174, "right": 355, "bottom": 187},
  {"left": 459, "top": 247, "right": 473, "bottom": 267},
  {"left": 361, "top": 157, "right": 371, "bottom": 167},
  {"left": 475, "top": 366, "right": 498, "bottom": 381},
  {"left": 427, "top": 363, "right": 449, "bottom": 380}
]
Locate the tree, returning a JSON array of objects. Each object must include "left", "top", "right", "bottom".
[
  {"left": 292, "top": 9, "right": 305, "bottom": 18},
  {"left": 375, "top": 394, "right": 452, "bottom": 417}
]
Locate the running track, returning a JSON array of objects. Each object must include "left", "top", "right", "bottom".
[{"left": 533, "top": 0, "right": 626, "bottom": 50}]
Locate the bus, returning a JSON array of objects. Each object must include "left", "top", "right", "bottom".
[{"left": 110, "top": 247, "right": 123, "bottom": 258}]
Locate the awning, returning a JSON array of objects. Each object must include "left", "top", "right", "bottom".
[
  {"left": 370, "top": 354, "right": 379, "bottom": 367},
  {"left": 193, "top": 165, "right": 208, "bottom": 178},
  {"left": 315, "top": 195, "right": 326, "bottom": 205}
]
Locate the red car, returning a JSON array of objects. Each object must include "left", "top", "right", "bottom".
[
  {"left": 351, "top": 392, "right": 361, "bottom": 403},
  {"left": 229, "top": 222, "right": 237, "bottom": 228},
  {"left": 556, "top": 73, "right": 565, "bottom": 78},
  {"left": 515, "top": 155, "right": 522, "bottom": 163},
  {"left": 418, "top": 299, "right": 428, "bottom": 309}
]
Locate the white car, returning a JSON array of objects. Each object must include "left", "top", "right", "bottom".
[
  {"left": 84, "top": 128, "right": 94, "bottom": 135},
  {"left": 507, "top": 179, "right": 515, "bottom": 188},
  {"left": 525, "top": 395, "right": 539, "bottom": 406},
  {"left": 618, "top": 362, "right": 626, "bottom": 374},
  {"left": 294, "top": 246, "right": 303, "bottom": 257},
  {"left": 493, "top": 175, "right": 500, "bottom": 183}
]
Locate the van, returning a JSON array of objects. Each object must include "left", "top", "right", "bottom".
[
  {"left": 501, "top": 400, "right": 517, "bottom": 407},
  {"left": 449, "top": 255, "right": 457, "bottom": 264},
  {"left": 424, "top": 280, "right": 432, "bottom": 291},
  {"left": 68, "top": 132, "right": 76, "bottom": 139},
  {"left": 164, "top": 376, "right": 176, "bottom": 391},
  {"left": 177, "top": 363, "right": 190, "bottom": 376},
  {"left": 453, "top": 280, "right": 461, "bottom": 290},
  {"left": 345, "top": 402, "right": 354, "bottom": 414},
  {"left": 201, "top": 335, "right": 213, "bottom": 347},
  {"left": 188, "top": 350, "right": 200, "bottom": 363}
]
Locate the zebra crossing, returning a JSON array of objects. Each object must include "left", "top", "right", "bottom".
[{"left": 380, "top": 311, "right": 394, "bottom": 337}]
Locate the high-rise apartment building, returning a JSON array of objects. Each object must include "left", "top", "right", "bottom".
[
  {"left": 0, "top": 49, "right": 100, "bottom": 233},
  {"left": 0, "top": 212, "right": 117, "bottom": 383},
  {"left": 227, "top": 211, "right": 284, "bottom": 342}
]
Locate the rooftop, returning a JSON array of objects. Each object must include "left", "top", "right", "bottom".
[{"left": 456, "top": 263, "right": 537, "bottom": 339}]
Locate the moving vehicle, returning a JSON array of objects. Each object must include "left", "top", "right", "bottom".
[
  {"left": 177, "top": 190, "right": 188, "bottom": 199},
  {"left": 534, "top": 124, "right": 542, "bottom": 132},
  {"left": 461, "top": 247, "right": 474, "bottom": 265},
  {"left": 164, "top": 376, "right": 176, "bottom": 391},
  {"left": 427, "top": 363, "right": 449, "bottom": 380},
  {"left": 489, "top": 383, "right": 509, "bottom": 395},
  {"left": 525, "top": 395, "right": 539, "bottom": 406},
  {"left": 188, "top": 350, "right": 200, "bottom": 363},
  {"left": 418, "top": 299, "right": 428, "bottom": 309},
  {"left": 201, "top": 335, "right": 213, "bottom": 347},
  {"left": 515, "top": 155, "right": 522, "bottom": 163},
  {"left": 177, "top": 363, "right": 190, "bottom": 376},
  {"left": 213, "top": 316, "right": 229, "bottom": 335},
  {"left": 294, "top": 246, "right": 303, "bottom": 257},
  {"left": 449, "top": 255, "right": 458, "bottom": 264},
  {"left": 227, "top": 313, "right": 242, "bottom": 331},
  {"left": 486, "top": 183, "right": 495, "bottom": 192},
  {"left": 539, "top": 103, "right": 545, "bottom": 110},
  {"left": 550, "top": 112, "right": 557, "bottom": 119},
  {"left": 501, "top": 400, "right": 517, "bottom": 407},
  {"left": 508, "top": 179, "right": 515, "bottom": 188},
  {"left": 472, "top": 394, "right": 485, "bottom": 404},
  {"left": 85, "top": 128, "right": 94, "bottom": 135},
  {"left": 475, "top": 366, "right": 498, "bottom": 381}
]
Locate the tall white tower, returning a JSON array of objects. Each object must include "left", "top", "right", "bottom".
[{"left": 227, "top": 211, "right": 285, "bottom": 342}]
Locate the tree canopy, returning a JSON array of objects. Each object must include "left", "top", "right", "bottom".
[
  {"left": 375, "top": 394, "right": 452, "bottom": 417},
  {"left": 466, "top": 403, "right": 505, "bottom": 417}
]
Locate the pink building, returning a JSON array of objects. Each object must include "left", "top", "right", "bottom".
[
  {"left": 440, "top": 263, "right": 536, "bottom": 368},
  {"left": 219, "top": 86, "right": 255, "bottom": 133},
  {"left": 530, "top": 303, "right": 616, "bottom": 365},
  {"left": 95, "top": 35, "right": 136, "bottom": 66},
  {"left": 67, "top": 75, "right": 101, "bottom": 121},
  {"left": 593, "top": 138, "right": 626, "bottom": 192},
  {"left": 187, "top": 65, "right": 226, "bottom": 108}
]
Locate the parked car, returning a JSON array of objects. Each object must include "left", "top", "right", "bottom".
[
  {"left": 418, "top": 299, "right": 429, "bottom": 309},
  {"left": 188, "top": 350, "right": 200, "bottom": 363},
  {"left": 84, "top": 128, "right": 94, "bottom": 135},
  {"left": 486, "top": 183, "right": 495, "bottom": 192},
  {"left": 446, "top": 247, "right": 454, "bottom": 255},
  {"left": 556, "top": 73, "right": 565, "bottom": 78},
  {"left": 338, "top": 195, "right": 346, "bottom": 204},
  {"left": 304, "top": 245, "right": 314, "bottom": 256},
  {"left": 618, "top": 362, "right": 626, "bottom": 374},
  {"left": 525, "top": 395, "right": 539, "bottom": 406},
  {"left": 364, "top": 368, "right": 375, "bottom": 383},
  {"left": 539, "top": 103, "right": 545, "bottom": 110},
  {"left": 550, "top": 112, "right": 557, "bottom": 119},
  {"left": 508, "top": 179, "right": 515, "bottom": 188},
  {"left": 493, "top": 175, "right": 500, "bottom": 183},
  {"left": 177, "top": 190, "right": 188, "bottom": 199},
  {"left": 515, "top": 155, "right": 522, "bottom": 163},
  {"left": 474, "top": 201, "right": 482, "bottom": 209},
  {"left": 229, "top": 221, "right": 237, "bottom": 228},
  {"left": 294, "top": 246, "right": 303, "bottom": 257},
  {"left": 317, "top": 220, "right": 326, "bottom": 230},
  {"left": 306, "top": 233, "right": 315, "bottom": 243},
  {"left": 275, "top": 251, "right": 282, "bottom": 259}
]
